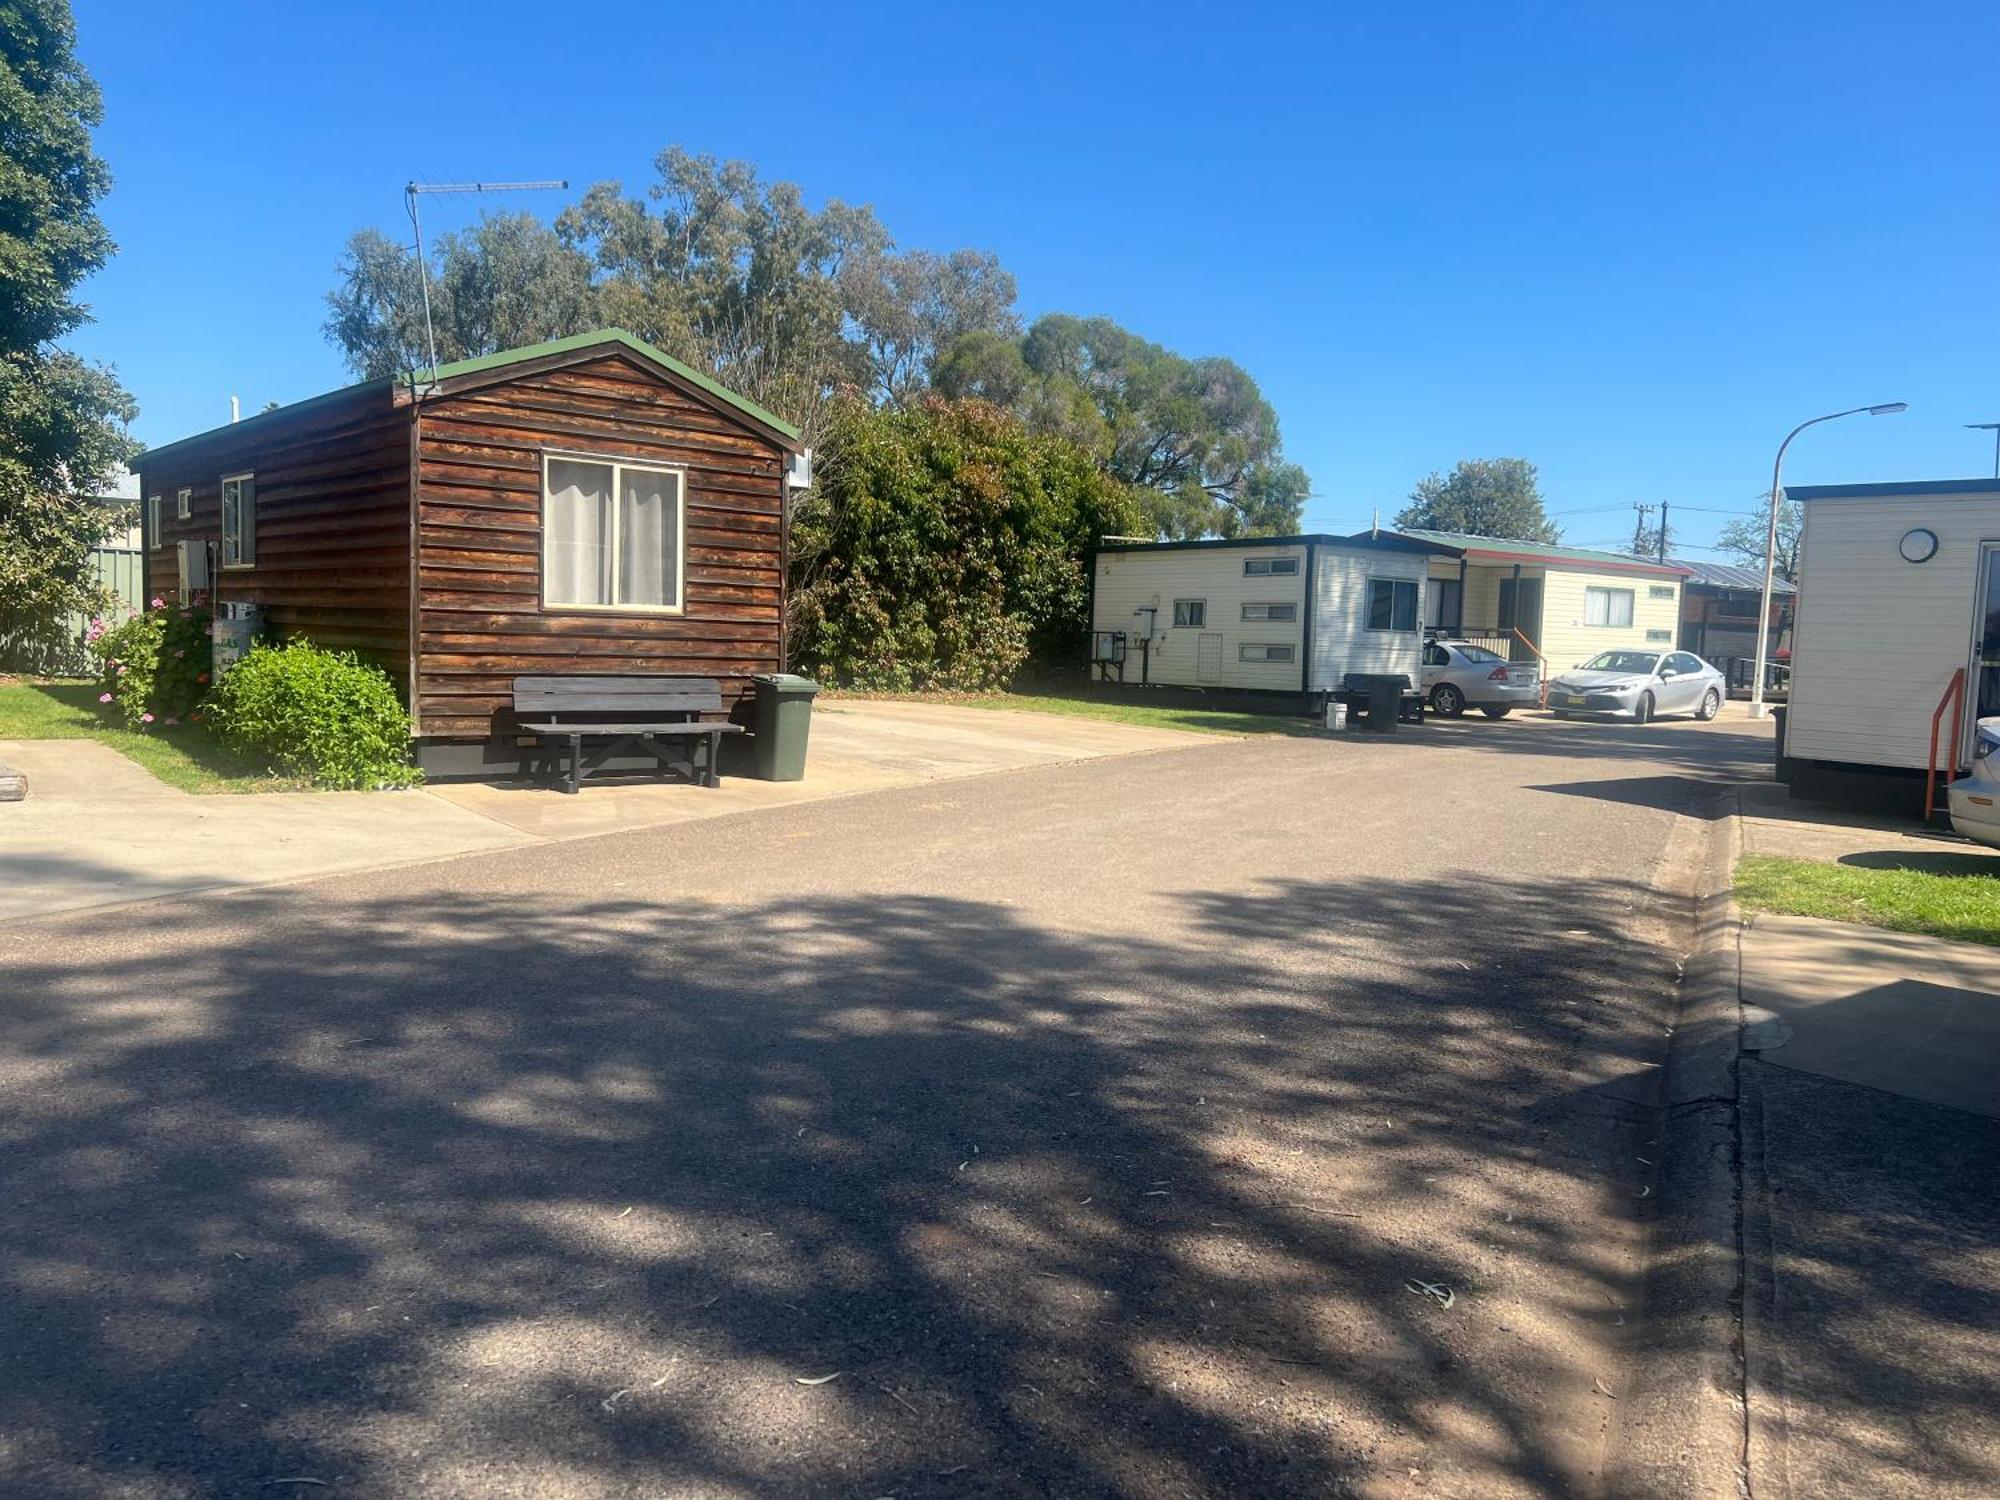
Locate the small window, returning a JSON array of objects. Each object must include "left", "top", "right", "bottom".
[
  {"left": 1172, "top": 599, "right": 1206, "bottom": 628},
  {"left": 176, "top": 487, "right": 192, "bottom": 520},
  {"left": 543, "top": 455, "right": 685, "bottom": 611},
  {"left": 1243, "top": 556, "right": 1299, "bottom": 576},
  {"left": 1647, "top": 629, "right": 1674, "bottom": 643},
  {"left": 1583, "top": 586, "right": 1634, "bottom": 627},
  {"left": 1241, "top": 601, "right": 1297, "bottom": 622},
  {"left": 220, "top": 472, "right": 256, "bottom": 567},
  {"left": 146, "top": 494, "right": 162, "bottom": 550},
  {"left": 1649, "top": 584, "right": 1676, "bottom": 600},
  {"left": 1240, "top": 643, "right": 1295, "bottom": 663},
  {"left": 1366, "top": 578, "right": 1419, "bottom": 632}
]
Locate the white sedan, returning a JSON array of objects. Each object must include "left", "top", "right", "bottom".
[
  {"left": 1947, "top": 717, "right": 2000, "bottom": 851},
  {"left": 1547, "top": 649, "right": 1725, "bottom": 724}
]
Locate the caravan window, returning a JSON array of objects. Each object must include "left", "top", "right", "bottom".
[
  {"left": 1584, "top": 586, "right": 1635, "bottom": 627},
  {"left": 1239, "top": 643, "right": 1295, "bottom": 663},
  {"left": 1171, "top": 599, "right": 1206, "bottom": 628},
  {"left": 1241, "top": 602, "right": 1297, "bottom": 622},
  {"left": 220, "top": 473, "right": 256, "bottom": 567},
  {"left": 1366, "top": 578, "right": 1419, "bottom": 632},
  {"left": 1243, "top": 556, "right": 1299, "bottom": 576},
  {"left": 543, "top": 454, "right": 685, "bottom": 612}
]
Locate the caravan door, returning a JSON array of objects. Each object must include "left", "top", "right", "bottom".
[
  {"left": 1196, "top": 632, "right": 1223, "bottom": 684},
  {"left": 1977, "top": 542, "right": 2000, "bottom": 724}
]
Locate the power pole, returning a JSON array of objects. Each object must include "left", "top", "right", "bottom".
[
  {"left": 1658, "top": 501, "right": 1670, "bottom": 564},
  {"left": 1631, "top": 502, "right": 1654, "bottom": 556}
]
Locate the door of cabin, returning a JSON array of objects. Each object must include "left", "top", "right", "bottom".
[
  {"left": 1976, "top": 542, "right": 2000, "bottom": 729},
  {"left": 1197, "top": 632, "right": 1223, "bottom": 684},
  {"left": 1497, "top": 576, "right": 1545, "bottom": 661}
]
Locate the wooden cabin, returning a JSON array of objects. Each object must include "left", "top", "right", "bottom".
[{"left": 134, "top": 329, "right": 802, "bottom": 776}]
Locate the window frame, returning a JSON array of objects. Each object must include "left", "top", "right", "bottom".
[
  {"left": 1239, "top": 642, "right": 1295, "bottom": 663},
  {"left": 220, "top": 471, "right": 255, "bottom": 568},
  {"left": 1648, "top": 583, "right": 1677, "bottom": 600},
  {"left": 1583, "top": 585, "right": 1635, "bottom": 628},
  {"left": 176, "top": 487, "right": 192, "bottom": 520},
  {"left": 1240, "top": 601, "right": 1298, "bottom": 623},
  {"left": 1365, "top": 576, "right": 1420, "bottom": 633},
  {"left": 1171, "top": 598, "right": 1206, "bottom": 629},
  {"left": 146, "top": 494, "right": 162, "bottom": 551},
  {"left": 539, "top": 450, "right": 689, "bottom": 616},
  {"left": 1243, "top": 556, "right": 1299, "bottom": 577}
]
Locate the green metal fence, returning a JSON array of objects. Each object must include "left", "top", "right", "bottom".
[{"left": 0, "top": 546, "right": 146, "bottom": 676}]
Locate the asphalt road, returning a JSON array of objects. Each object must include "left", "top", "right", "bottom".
[{"left": 0, "top": 712, "right": 1772, "bottom": 1499}]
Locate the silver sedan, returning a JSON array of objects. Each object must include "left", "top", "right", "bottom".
[
  {"left": 1420, "top": 639, "right": 1541, "bottom": 718},
  {"left": 1546, "top": 649, "right": 1725, "bottom": 724}
]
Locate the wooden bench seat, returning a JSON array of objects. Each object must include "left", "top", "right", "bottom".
[{"left": 511, "top": 675, "right": 743, "bottom": 794}]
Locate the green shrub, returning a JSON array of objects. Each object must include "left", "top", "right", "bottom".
[
  {"left": 86, "top": 599, "right": 213, "bottom": 730},
  {"left": 209, "top": 641, "right": 420, "bottom": 790}
]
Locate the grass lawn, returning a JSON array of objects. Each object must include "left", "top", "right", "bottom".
[
  {"left": 854, "top": 690, "right": 1316, "bottom": 738},
  {"left": 1736, "top": 851, "right": 2000, "bottom": 948},
  {"left": 0, "top": 678, "right": 300, "bottom": 793}
]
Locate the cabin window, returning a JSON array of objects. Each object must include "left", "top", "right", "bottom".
[
  {"left": 1171, "top": 599, "right": 1206, "bottom": 628},
  {"left": 146, "top": 494, "right": 162, "bottom": 550},
  {"left": 220, "top": 473, "right": 255, "bottom": 566},
  {"left": 1583, "top": 586, "right": 1635, "bottom": 627},
  {"left": 1241, "top": 601, "right": 1297, "bottom": 622},
  {"left": 542, "top": 454, "right": 685, "bottom": 613},
  {"left": 1243, "top": 556, "right": 1299, "bottom": 576},
  {"left": 1239, "top": 642, "right": 1295, "bottom": 663},
  {"left": 1366, "top": 578, "right": 1419, "bottom": 632},
  {"left": 1649, "top": 584, "right": 1676, "bottom": 600},
  {"left": 176, "top": 488, "right": 192, "bottom": 520}
]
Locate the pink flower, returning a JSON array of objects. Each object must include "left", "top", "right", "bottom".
[
  {"left": 139, "top": 712, "right": 155, "bottom": 724},
  {"left": 116, "top": 664, "right": 128, "bottom": 676},
  {"left": 149, "top": 597, "right": 164, "bottom": 609},
  {"left": 98, "top": 692, "right": 112, "bottom": 703}
]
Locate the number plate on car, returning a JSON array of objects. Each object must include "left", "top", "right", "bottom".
[{"left": 1565, "top": 694, "right": 1587, "bottom": 706}]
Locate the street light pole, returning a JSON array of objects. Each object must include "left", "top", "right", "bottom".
[{"left": 1749, "top": 402, "right": 1908, "bottom": 719}]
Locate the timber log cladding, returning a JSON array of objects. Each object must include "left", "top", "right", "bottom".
[{"left": 412, "top": 355, "right": 788, "bottom": 740}]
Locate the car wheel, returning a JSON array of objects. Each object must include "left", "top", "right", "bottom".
[
  {"left": 1479, "top": 706, "right": 1512, "bottom": 718},
  {"left": 1697, "top": 687, "right": 1721, "bottom": 721},
  {"left": 1633, "top": 691, "right": 1655, "bottom": 726},
  {"left": 1430, "top": 683, "right": 1466, "bottom": 717}
]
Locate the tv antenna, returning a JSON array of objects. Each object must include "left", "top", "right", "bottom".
[
  {"left": 404, "top": 179, "right": 568, "bottom": 385},
  {"left": 1968, "top": 422, "right": 2000, "bottom": 479}
]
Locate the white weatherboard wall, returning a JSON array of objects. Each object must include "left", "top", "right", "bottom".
[
  {"left": 1311, "top": 545, "right": 1427, "bottom": 691},
  {"left": 1092, "top": 543, "right": 1310, "bottom": 690},
  {"left": 1540, "top": 568, "right": 1682, "bottom": 671},
  {"left": 1787, "top": 491, "right": 2000, "bottom": 770}
]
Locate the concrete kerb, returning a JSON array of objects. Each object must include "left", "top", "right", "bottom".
[{"left": 1604, "top": 783, "right": 1749, "bottom": 1500}]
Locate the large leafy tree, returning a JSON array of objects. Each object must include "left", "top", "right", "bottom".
[
  {"left": 789, "top": 397, "right": 1142, "bottom": 689},
  {"left": 1396, "top": 459, "right": 1559, "bottom": 543},
  {"left": 936, "top": 313, "right": 1307, "bottom": 539},
  {"left": 1717, "top": 498, "right": 1800, "bottom": 582},
  {"left": 0, "top": 0, "right": 136, "bottom": 664}
]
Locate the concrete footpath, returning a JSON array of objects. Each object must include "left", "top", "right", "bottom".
[
  {"left": 0, "top": 701, "right": 1210, "bottom": 924},
  {"left": 1723, "top": 790, "right": 2000, "bottom": 1499}
]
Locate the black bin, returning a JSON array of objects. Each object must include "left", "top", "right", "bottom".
[{"left": 1346, "top": 673, "right": 1410, "bottom": 734}]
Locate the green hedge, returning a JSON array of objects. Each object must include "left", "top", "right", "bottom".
[
  {"left": 208, "top": 641, "right": 420, "bottom": 790},
  {"left": 86, "top": 599, "right": 213, "bottom": 730}
]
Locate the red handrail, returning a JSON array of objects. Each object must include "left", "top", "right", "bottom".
[
  {"left": 1924, "top": 667, "right": 1967, "bottom": 820},
  {"left": 1512, "top": 628, "right": 1550, "bottom": 707}
]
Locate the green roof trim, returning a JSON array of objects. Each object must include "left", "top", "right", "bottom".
[
  {"left": 419, "top": 328, "right": 801, "bottom": 443},
  {"left": 136, "top": 327, "right": 800, "bottom": 467},
  {"left": 1390, "top": 528, "right": 1690, "bottom": 576}
]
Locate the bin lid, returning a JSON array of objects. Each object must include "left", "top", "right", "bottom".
[{"left": 754, "top": 673, "right": 821, "bottom": 692}]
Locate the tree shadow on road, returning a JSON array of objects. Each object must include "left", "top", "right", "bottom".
[{"left": 0, "top": 860, "right": 1976, "bottom": 1497}]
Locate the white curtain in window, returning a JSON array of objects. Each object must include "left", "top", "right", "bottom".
[
  {"left": 546, "top": 459, "right": 613, "bottom": 606},
  {"left": 619, "top": 468, "right": 679, "bottom": 607}
]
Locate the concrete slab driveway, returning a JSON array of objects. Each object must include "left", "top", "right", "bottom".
[
  {"left": 0, "top": 714, "right": 1776, "bottom": 1499},
  {"left": 0, "top": 703, "right": 1208, "bottom": 922}
]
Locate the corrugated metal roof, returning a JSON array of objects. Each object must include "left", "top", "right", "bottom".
[
  {"left": 1387, "top": 528, "right": 1690, "bottom": 577},
  {"left": 1666, "top": 558, "right": 1798, "bottom": 593}
]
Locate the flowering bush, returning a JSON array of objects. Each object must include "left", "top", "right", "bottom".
[
  {"left": 207, "top": 641, "right": 419, "bottom": 789},
  {"left": 86, "top": 601, "right": 213, "bottom": 730}
]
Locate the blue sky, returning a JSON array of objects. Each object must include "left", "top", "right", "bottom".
[{"left": 67, "top": 0, "right": 2000, "bottom": 554}]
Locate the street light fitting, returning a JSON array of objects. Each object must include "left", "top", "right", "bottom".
[{"left": 1867, "top": 403, "right": 1909, "bottom": 416}]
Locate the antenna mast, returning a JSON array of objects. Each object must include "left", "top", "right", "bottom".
[{"left": 404, "top": 179, "right": 568, "bottom": 385}]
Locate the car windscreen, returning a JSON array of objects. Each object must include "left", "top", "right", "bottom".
[{"left": 1579, "top": 651, "right": 1660, "bottom": 674}]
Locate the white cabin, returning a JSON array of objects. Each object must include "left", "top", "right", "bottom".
[
  {"left": 1785, "top": 478, "right": 2000, "bottom": 779},
  {"left": 1089, "top": 534, "right": 1443, "bottom": 696}
]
